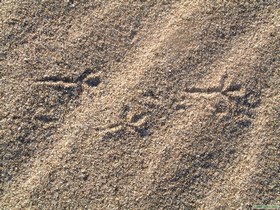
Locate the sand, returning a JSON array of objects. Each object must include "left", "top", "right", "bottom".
[{"left": 0, "top": 0, "right": 279, "bottom": 209}]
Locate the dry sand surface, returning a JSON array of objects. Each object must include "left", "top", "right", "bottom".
[{"left": 0, "top": 0, "right": 279, "bottom": 209}]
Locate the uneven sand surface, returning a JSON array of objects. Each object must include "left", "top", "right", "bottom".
[{"left": 0, "top": 1, "right": 279, "bottom": 209}]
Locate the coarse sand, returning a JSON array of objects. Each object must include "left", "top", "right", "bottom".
[{"left": 0, "top": 0, "right": 279, "bottom": 209}]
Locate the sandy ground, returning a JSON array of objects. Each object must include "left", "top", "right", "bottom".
[{"left": 0, "top": 0, "right": 279, "bottom": 209}]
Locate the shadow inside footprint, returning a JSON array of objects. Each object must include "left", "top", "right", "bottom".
[
  {"left": 85, "top": 76, "right": 101, "bottom": 87},
  {"left": 76, "top": 69, "right": 93, "bottom": 82},
  {"left": 135, "top": 127, "right": 149, "bottom": 137},
  {"left": 35, "top": 115, "right": 57, "bottom": 123}
]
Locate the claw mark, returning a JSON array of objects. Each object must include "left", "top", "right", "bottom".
[
  {"left": 128, "top": 112, "right": 150, "bottom": 137},
  {"left": 130, "top": 112, "right": 147, "bottom": 124},
  {"left": 100, "top": 111, "right": 151, "bottom": 140},
  {"left": 186, "top": 74, "right": 228, "bottom": 94},
  {"left": 34, "top": 115, "right": 57, "bottom": 123},
  {"left": 185, "top": 73, "right": 260, "bottom": 137},
  {"left": 185, "top": 73, "right": 247, "bottom": 100},
  {"left": 75, "top": 69, "right": 93, "bottom": 83},
  {"left": 37, "top": 75, "right": 74, "bottom": 83},
  {"left": 35, "top": 68, "right": 101, "bottom": 91},
  {"left": 223, "top": 83, "right": 242, "bottom": 93},
  {"left": 186, "top": 86, "right": 221, "bottom": 94},
  {"left": 101, "top": 124, "right": 124, "bottom": 141},
  {"left": 33, "top": 68, "right": 101, "bottom": 123}
]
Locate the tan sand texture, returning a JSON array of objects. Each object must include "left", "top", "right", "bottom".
[{"left": 0, "top": 0, "right": 279, "bottom": 209}]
